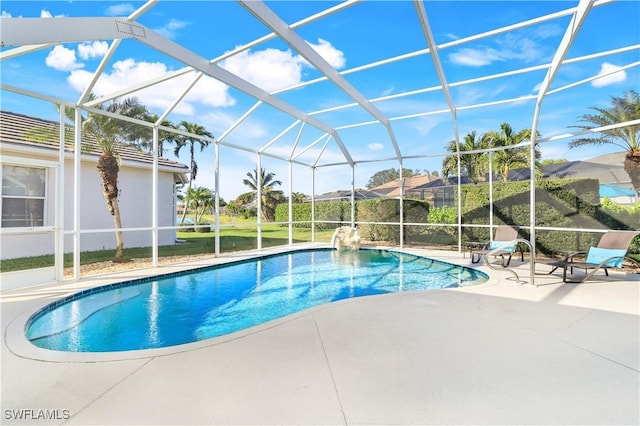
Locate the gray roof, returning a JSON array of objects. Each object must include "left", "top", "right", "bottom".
[
  {"left": 509, "top": 158, "right": 630, "bottom": 186},
  {"left": 0, "top": 110, "right": 189, "bottom": 173},
  {"left": 314, "top": 189, "right": 382, "bottom": 201}
]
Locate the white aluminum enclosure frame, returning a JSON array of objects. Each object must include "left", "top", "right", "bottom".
[{"left": 1, "top": 0, "right": 639, "bottom": 283}]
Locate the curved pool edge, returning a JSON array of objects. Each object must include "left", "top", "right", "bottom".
[{"left": 5, "top": 245, "right": 496, "bottom": 363}]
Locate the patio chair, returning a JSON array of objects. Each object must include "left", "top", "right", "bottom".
[
  {"left": 471, "top": 225, "right": 523, "bottom": 267},
  {"left": 538, "top": 230, "right": 640, "bottom": 283}
]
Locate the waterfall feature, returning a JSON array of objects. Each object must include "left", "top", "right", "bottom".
[{"left": 331, "top": 226, "right": 361, "bottom": 250}]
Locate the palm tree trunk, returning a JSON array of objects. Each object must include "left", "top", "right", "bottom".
[
  {"left": 111, "top": 198, "right": 125, "bottom": 262},
  {"left": 97, "top": 153, "right": 125, "bottom": 262},
  {"left": 180, "top": 180, "right": 192, "bottom": 225},
  {"left": 623, "top": 153, "right": 640, "bottom": 194}
]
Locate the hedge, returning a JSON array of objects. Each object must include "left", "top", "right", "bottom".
[
  {"left": 274, "top": 198, "right": 430, "bottom": 241},
  {"left": 459, "top": 178, "right": 638, "bottom": 255},
  {"left": 356, "top": 199, "right": 429, "bottom": 242},
  {"left": 274, "top": 201, "right": 351, "bottom": 230}
]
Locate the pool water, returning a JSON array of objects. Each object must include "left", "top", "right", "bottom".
[{"left": 27, "top": 249, "right": 487, "bottom": 352}]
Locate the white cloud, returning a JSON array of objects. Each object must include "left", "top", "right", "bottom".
[
  {"left": 78, "top": 41, "right": 109, "bottom": 60},
  {"left": 307, "top": 38, "right": 346, "bottom": 69},
  {"left": 368, "top": 142, "right": 384, "bottom": 151},
  {"left": 449, "top": 47, "right": 504, "bottom": 66},
  {"left": 221, "top": 48, "right": 303, "bottom": 92},
  {"left": 449, "top": 25, "right": 560, "bottom": 67},
  {"left": 105, "top": 3, "right": 135, "bottom": 16},
  {"left": 2, "top": 11, "right": 12, "bottom": 17},
  {"left": 46, "top": 45, "right": 84, "bottom": 71},
  {"left": 154, "top": 19, "right": 190, "bottom": 40},
  {"left": 220, "top": 39, "right": 345, "bottom": 92},
  {"left": 591, "top": 62, "right": 626, "bottom": 88},
  {"left": 39, "top": 9, "right": 64, "bottom": 18},
  {"left": 68, "top": 59, "right": 234, "bottom": 113}
]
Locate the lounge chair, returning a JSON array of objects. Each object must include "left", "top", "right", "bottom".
[
  {"left": 471, "top": 225, "right": 523, "bottom": 267},
  {"left": 538, "top": 230, "right": 640, "bottom": 283}
]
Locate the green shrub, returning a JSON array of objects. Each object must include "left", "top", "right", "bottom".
[
  {"left": 356, "top": 199, "right": 429, "bottom": 242},
  {"left": 454, "top": 178, "right": 640, "bottom": 255},
  {"left": 427, "top": 206, "right": 457, "bottom": 235},
  {"left": 195, "top": 222, "right": 212, "bottom": 233},
  {"left": 598, "top": 199, "right": 640, "bottom": 256},
  {"left": 274, "top": 201, "right": 351, "bottom": 229}
]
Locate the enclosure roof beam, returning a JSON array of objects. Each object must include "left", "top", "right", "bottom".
[
  {"left": 414, "top": 1, "right": 458, "bottom": 144},
  {"left": 259, "top": 120, "right": 301, "bottom": 153},
  {"left": 217, "top": 101, "right": 263, "bottom": 144},
  {"left": 239, "top": 0, "right": 403, "bottom": 162},
  {"left": 0, "top": 17, "right": 139, "bottom": 46},
  {"left": 1, "top": 15, "right": 355, "bottom": 165},
  {"left": 0, "top": 43, "right": 52, "bottom": 60},
  {"left": 534, "top": 0, "right": 594, "bottom": 109},
  {"left": 81, "top": 1, "right": 359, "bottom": 108}
]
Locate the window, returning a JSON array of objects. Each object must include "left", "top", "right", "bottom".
[{"left": 1, "top": 165, "right": 46, "bottom": 228}]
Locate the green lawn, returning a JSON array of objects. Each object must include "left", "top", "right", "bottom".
[{"left": 0, "top": 223, "right": 335, "bottom": 273}]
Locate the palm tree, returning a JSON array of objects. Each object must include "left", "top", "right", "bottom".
[
  {"left": 570, "top": 90, "right": 640, "bottom": 193},
  {"left": 485, "top": 123, "right": 540, "bottom": 182},
  {"left": 291, "top": 192, "right": 307, "bottom": 203},
  {"left": 83, "top": 97, "right": 149, "bottom": 262},
  {"left": 174, "top": 121, "right": 213, "bottom": 187},
  {"left": 185, "top": 186, "right": 214, "bottom": 223},
  {"left": 174, "top": 121, "right": 213, "bottom": 224},
  {"left": 441, "top": 131, "right": 489, "bottom": 183},
  {"left": 240, "top": 167, "right": 285, "bottom": 221},
  {"left": 142, "top": 113, "right": 179, "bottom": 157}
]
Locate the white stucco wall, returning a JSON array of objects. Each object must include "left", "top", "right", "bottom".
[{"left": 1, "top": 148, "right": 183, "bottom": 260}]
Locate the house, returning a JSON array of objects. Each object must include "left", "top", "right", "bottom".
[
  {"left": 417, "top": 153, "right": 638, "bottom": 207},
  {"left": 507, "top": 155, "right": 638, "bottom": 205},
  {"left": 0, "top": 110, "right": 189, "bottom": 262},
  {"left": 313, "top": 189, "right": 381, "bottom": 201},
  {"left": 370, "top": 173, "right": 441, "bottom": 200}
]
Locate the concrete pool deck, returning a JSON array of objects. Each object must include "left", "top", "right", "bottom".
[{"left": 2, "top": 244, "right": 639, "bottom": 425}]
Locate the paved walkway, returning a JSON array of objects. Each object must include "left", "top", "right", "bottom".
[{"left": 2, "top": 245, "right": 639, "bottom": 425}]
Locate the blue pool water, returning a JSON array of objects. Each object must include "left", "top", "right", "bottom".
[{"left": 27, "top": 249, "right": 487, "bottom": 352}]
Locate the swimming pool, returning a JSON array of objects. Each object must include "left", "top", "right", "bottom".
[{"left": 26, "top": 249, "right": 487, "bottom": 352}]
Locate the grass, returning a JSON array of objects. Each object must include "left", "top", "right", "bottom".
[{"left": 0, "top": 223, "right": 335, "bottom": 273}]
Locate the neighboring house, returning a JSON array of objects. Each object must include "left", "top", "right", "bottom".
[
  {"left": 424, "top": 153, "right": 638, "bottom": 206},
  {"left": 313, "top": 189, "right": 381, "bottom": 201},
  {"left": 508, "top": 154, "right": 637, "bottom": 205},
  {"left": 370, "top": 174, "right": 440, "bottom": 200},
  {"left": 0, "top": 110, "right": 189, "bottom": 261}
]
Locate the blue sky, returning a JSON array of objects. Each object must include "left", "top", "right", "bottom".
[{"left": 1, "top": 1, "right": 639, "bottom": 201}]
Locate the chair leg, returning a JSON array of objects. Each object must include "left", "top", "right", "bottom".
[{"left": 504, "top": 253, "right": 512, "bottom": 267}]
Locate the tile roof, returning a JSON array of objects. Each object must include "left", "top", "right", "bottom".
[{"left": 0, "top": 110, "right": 189, "bottom": 171}]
